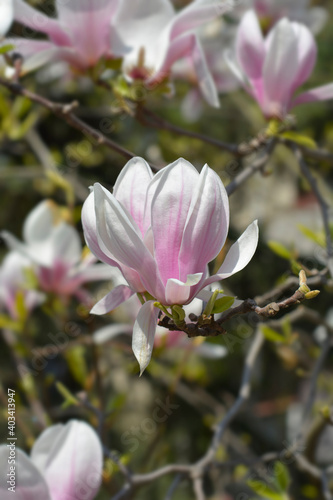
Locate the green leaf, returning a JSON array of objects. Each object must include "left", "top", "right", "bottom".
[
  {"left": 297, "top": 224, "right": 325, "bottom": 247},
  {"left": 267, "top": 241, "right": 292, "bottom": 260},
  {"left": 211, "top": 296, "right": 235, "bottom": 314},
  {"left": 274, "top": 462, "right": 291, "bottom": 492},
  {"left": 261, "top": 326, "right": 286, "bottom": 344},
  {"left": 64, "top": 346, "right": 88, "bottom": 387},
  {"left": 247, "top": 479, "right": 284, "bottom": 500},
  {"left": 55, "top": 381, "right": 79, "bottom": 407},
  {"left": 280, "top": 131, "right": 316, "bottom": 149},
  {"left": 0, "top": 44, "right": 14, "bottom": 55}
]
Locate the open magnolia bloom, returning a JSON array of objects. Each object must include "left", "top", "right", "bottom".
[
  {"left": 82, "top": 157, "right": 258, "bottom": 373},
  {"left": 226, "top": 10, "right": 333, "bottom": 119},
  {"left": 235, "top": 0, "right": 328, "bottom": 35},
  {"left": 0, "top": 251, "right": 44, "bottom": 319},
  {"left": 1, "top": 200, "right": 115, "bottom": 302},
  {"left": 0, "top": 420, "right": 103, "bottom": 500},
  {"left": 5, "top": 0, "right": 119, "bottom": 73},
  {"left": 0, "top": 0, "right": 13, "bottom": 37},
  {"left": 110, "top": 0, "right": 234, "bottom": 107}
]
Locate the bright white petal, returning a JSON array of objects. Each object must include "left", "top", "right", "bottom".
[
  {"left": 93, "top": 323, "right": 133, "bottom": 344},
  {"left": 204, "top": 220, "right": 259, "bottom": 287},
  {"left": 91, "top": 285, "right": 134, "bottom": 315},
  {"left": 31, "top": 420, "right": 103, "bottom": 500},
  {"left": 0, "top": 0, "right": 13, "bottom": 37},
  {"left": 132, "top": 300, "right": 159, "bottom": 375},
  {"left": 0, "top": 446, "right": 51, "bottom": 500}
]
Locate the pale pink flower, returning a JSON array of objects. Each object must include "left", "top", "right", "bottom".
[
  {"left": 6, "top": 0, "right": 119, "bottom": 72},
  {"left": 110, "top": 0, "right": 234, "bottom": 107},
  {"left": 0, "top": 251, "right": 44, "bottom": 319},
  {"left": 82, "top": 157, "right": 258, "bottom": 372},
  {"left": 226, "top": 10, "right": 333, "bottom": 119},
  {"left": 1, "top": 200, "right": 115, "bottom": 302},
  {"left": 0, "top": 420, "right": 103, "bottom": 500}
]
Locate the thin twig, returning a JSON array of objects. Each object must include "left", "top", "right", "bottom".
[
  {"left": 293, "top": 146, "right": 333, "bottom": 278},
  {"left": 226, "top": 139, "right": 276, "bottom": 196},
  {"left": 0, "top": 77, "right": 148, "bottom": 164}
]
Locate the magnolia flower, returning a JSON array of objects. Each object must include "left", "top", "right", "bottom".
[
  {"left": 0, "top": 420, "right": 103, "bottom": 500},
  {"left": 0, "top": 0, "right": 13, "bottom": 37},
  {"left": 235, "top": 0, "right": 327, "bottom": 35},
  {"left": 82, "top": 157, "right": 258, "bottom": 373},
  {"left": 0, "top": 251, "right": 44, "bottom": 319},
  {"left": 110, "top": 0, "right": 234, "bottom": 107},
  {"left": 226, "top": 10, "right": 333, "bottom": 119},
  {"left": 1, "top": 200, "right": 115, "bottom": 302},
  {"left": 5, "top": 0, "right": 119, "bottom": 73}
]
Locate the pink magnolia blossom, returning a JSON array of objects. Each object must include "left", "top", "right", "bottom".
[
  {"left": 226, "top": 10, "right": 333, "bottom": 119},
  {"left": 0, "top": 0, "right": 13, "bottom": 37},
  {"left": 0, "top": 251, "right": 44, "bottom": 319},
  {"left": 82, "top": 157, "right": 258, "bottom": 373},
  {"left": 0, "top": 420, "right": 103, "bottom": 500},
  {"left": 1, "top": 200, "right": 115, "bottom": 303},
  {"left": 110, "top": 0, "right": 235, "bottom": 107},
  {"left": 6, "top": 0, "right": 119, "bottom": 72}
]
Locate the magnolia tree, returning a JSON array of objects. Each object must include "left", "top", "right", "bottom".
[{"left": 0, "top": 0, "right": 333, "bottom": 499}]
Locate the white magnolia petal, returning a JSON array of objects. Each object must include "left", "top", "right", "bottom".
[
  {"left": 91, "top": 285, "right": 134, "bottom": 315},
  {"left": 165, "top": 273, "right": 203, "bottom": 305},
  {"left": 93, "top": 324, "right": 133, "bottom": 344},
  {"left": 132, "top": 300, "right": 159, "bottom": 375},
  {"left": 0, "top": 0, "right": 13, "bottom": 36},
  {"left": 195, "top": 342, "right": 227, "bottom": 359},
  {"left": 31, "top": 420, "right": 103, "bottom": 500},
  {"left": 0, "top": 446, "right": 51, "bottom": 500},
  {"left": 203, "top": 220, "right": 259, "bottom": 287},
  {"left": 113, "top": 157, "right": 153, "bottom": 234}
]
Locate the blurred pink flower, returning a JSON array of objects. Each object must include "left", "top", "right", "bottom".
[
  {"left": 0, "top": 420, "right": 103, "bottom": 500},
  {"left": 0, "top": 251, "right": 44, "bottom": 319},
  {"left": 7, "top": 0, "right": 119, "bottom": 72},
  {"left": 82, "top": 157, "right": 258, "bottom": 372},
  {"left": 226, "top": 10, "right": 333, "bottom": 119},
  {"left": 110, "top": 0, "right": 234, "bottom": 107},
  {"left": 1, "top": 200, "right": 114, "bottom": 302}
]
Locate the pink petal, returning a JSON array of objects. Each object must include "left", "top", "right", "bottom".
[
  {"left": 203, "top": 220, "right": 259, "bottom": 287},
  {"left": 13, "top": 0, "right": 71, "bottom": 45},
  {"left": 263, "top": 18, "right": 299, "bottom": 116},
  {"left": 236, "top": 10, "right": 265, "bottom": 80},
  {"left": 31, "top": 420, "right": 103, "bottom": 500},
  {"left": 150, "top": 158, "right": 200, "bottom": 284},
  {"left": 291, "top": 83, "right": 333, "bottom": 107},
  {"left": 165, "top": 273, "right": 203, "bottom": 305},
  {"left": 179, "top": 164, "right": 229, "bottom": 281},
  {"left": 113, "top": 157, "right": 153, "bottom": 236},
  {"left": 81, "top": 190, "right": 121, "bottom": 268},
  {"left": 93, "top": 183, "right": 164, "bottom": 299},
  {"left": 290, "top": 22, "right": 317, "bottom": 92},
  {"left": 0, "top": 447, "right": 51, "bottom": 500},
  {"left": 170, "top": 0, "right": 233, "bottom": 39},
  {"left": 91, "top": 285, "right": 134, "bottom": 314},
  {"left": 56, "top": 0, "right": 119, "bottom": 64},
  {"left": 132, "top": 300, "right": 159, "bottom": 375}
]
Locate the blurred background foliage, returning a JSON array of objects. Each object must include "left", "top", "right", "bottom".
[{"left": 0, "top": 1, "right": 333, "bottom": 499}]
